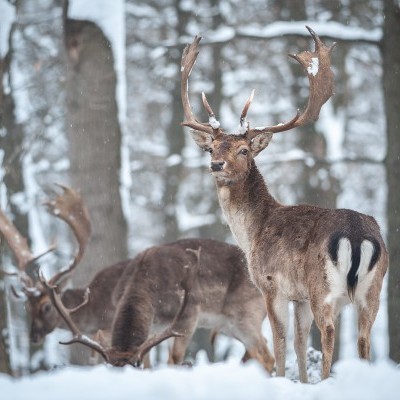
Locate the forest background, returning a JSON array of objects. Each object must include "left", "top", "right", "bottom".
[{"left": 0, "top": 0, "right": 399, "bottom": 376}]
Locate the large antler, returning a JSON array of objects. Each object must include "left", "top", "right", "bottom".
[
  {"left": 246, "top": 26, "right": 336, "bottom": 139},
  {"left": 40, "top": 248, "right": 199, "bottom": 366},
  {"left": 0, "top": 208, "right": 57, "bottom": 296},
  {"left": 181, "top": 36, "right": 221, "bottom": 137},
  {"left": 181, "top": 27, "right": 335, "bottom": 140},
  {"left": 44, "top": 184, "right": 91, "bottom": 286},
  {"left": 38, "top": 269, "right": 110, "bottom": 359},
  {"left": 0, "top": 184, "right": 90, "bottom": 296}
]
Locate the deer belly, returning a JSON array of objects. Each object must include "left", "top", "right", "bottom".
[
  {"left": 197, "top": 312, "right": 227, "bottom": 330},
  {"left": 275, "top": 272, "right": 309, "bottom": 301}
]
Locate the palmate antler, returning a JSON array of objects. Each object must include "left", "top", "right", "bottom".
[
  {"left": 181, "top": 26, "right": 335, "bottom": 139},
  {"left": 0, "top": 185, "right": 91, "bottom": 297},
  {"left": 38, "top": 251, "right": 198, "bottom": 367},
  {"left": 44, "top": 184, "right": 91, "bottom": 286}
]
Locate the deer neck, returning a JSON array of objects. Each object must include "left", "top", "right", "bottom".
[{"left": 216, "top": 161, "right": 279, "bottom": 257}]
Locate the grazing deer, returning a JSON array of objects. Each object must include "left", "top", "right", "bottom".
[
  {"left": 181, "top": 28, "right": 388, "bottom": 382},
  {"left": 109, "top": 237, "right": 274, "bottom": 370},
  {"left": 1, "top": 187, "right": 274, "bottom": 370}
]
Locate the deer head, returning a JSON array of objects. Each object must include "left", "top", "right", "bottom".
[
  {"left": 0, "top": 185, "right": 91, "bottom": 344},
  {"left": 181, "top": 27, "right": 335, "bottom": 185}
]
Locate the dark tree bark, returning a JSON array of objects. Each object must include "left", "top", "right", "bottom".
[
  {"left": 382, "top": 0, "right": 400, "bottom": 363},
  {"left": 160, "top": 0, "right": 190, "bottom": 242}
]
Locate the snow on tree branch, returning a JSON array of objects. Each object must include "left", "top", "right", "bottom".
[{"left": 0, "top": 0, "right": 16, "bottom": 59}]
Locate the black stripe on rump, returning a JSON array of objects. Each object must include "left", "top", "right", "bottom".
[{"left": 328, "top": 231, "right": 381, "bottom": 301}]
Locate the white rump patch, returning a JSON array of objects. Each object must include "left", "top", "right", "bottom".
[
  {"left": 354, "top": 240, "right": 377, "bottom": 307},
  {"left": 324, "top": 238, "right": 352, "bottom": 305},
  {"left": 324, "top": 238, "right": 378, "bottom": 308},
  {"left": 307, "top": 57, "right": 319, "bottom": 76},
  {"left": 357, "top": 240, "right": 375, "bottom": 281}
]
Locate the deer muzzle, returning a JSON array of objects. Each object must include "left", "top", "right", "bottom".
[{"left": 210, "top": 161, "right": 225, "bottom": 172}]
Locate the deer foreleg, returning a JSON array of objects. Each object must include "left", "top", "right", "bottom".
[
  {"left": 167, "top": 308, "right": 198, "bottom": 365},
  {"left": 242, "top": 336, "right": 275, "bottom": 374},
  {"left": 265, "top": 295, "right": 288, "bottom": 377}
]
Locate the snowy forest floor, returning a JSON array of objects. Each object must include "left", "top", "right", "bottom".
[{"left": 1, "top": 348, "right": 399, "bottom": 400}]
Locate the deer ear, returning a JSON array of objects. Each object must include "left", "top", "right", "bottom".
[
  {"left": 190, "top": 131, "right": 213, "bottom": 151},
  {"left": 250, "top": 132, "right": 273, "bottom": 157}
]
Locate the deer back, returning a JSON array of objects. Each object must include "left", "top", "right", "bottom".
[{"left": 111, "top": 238, "right": 265, "bottom": 351}]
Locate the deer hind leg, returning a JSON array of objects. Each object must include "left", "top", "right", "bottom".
[
  {"left": 313, "top": 302, "right": 336, "bottom": 380},
  {"left": 265, "top": 295, "right": 289, "bottom": 377},
  {"left": 356, "top": 295, "right": 380, "bottom": 360},
  {"left": 293, "top": 301, "right": 314, "bottom": 383}
]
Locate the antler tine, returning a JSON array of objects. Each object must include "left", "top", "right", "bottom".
[
  {"left": 181, "top": 36, "right": 215, "bottom": 135},
  {"left": 240, "top": 89, "right": 255, "bottom": 121},
  {"left": 239, "top": 89, "right": 255, "bottom": 133},
  {"left": 247, "top": 26, "right": 335, "bottom": 140},
  {"left": 38, "top": 268, "right": 109, "bottom": 361},
  {"left": 202, "top": 92, "right": 221, "bottom": 135},
  {"left": 45, "top": 184, "right": 91, "bottom": 286},
  {"left": 0, "top": 209, "right": 35, "bottom": 279},
  {"left": 135, "top": 249, "right": 200, "bottom": 363}
]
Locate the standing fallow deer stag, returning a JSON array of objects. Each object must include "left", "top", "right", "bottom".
[
  {"left": 181, "top": 27, "right": 388, "bottom": 382},
  {"left": 1, "top": 187, "right": 274, "bottom": 370}
]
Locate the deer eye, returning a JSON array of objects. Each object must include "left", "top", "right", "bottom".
[
  {"left": 42, "top": 302, "right": 52, "bottom": 315},
  {"left": 239, "top": 148, "right": 248, "bottom": 156},
  {"left": 206, "top": 148, "right": 213, "bottom": 154}
]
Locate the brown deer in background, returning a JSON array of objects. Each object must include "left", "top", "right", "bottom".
[
  {"left": 109, "top": 238, "right": 273, "bottom": 370},
  {"left": 181, "top": 27, "right": 388, "bottom": 382},
  {"left": 39, "top": 238, "right": 274, "bottom": 370},
  {"left": 1, "top": 187, "right": 274, "bottom": 370}
]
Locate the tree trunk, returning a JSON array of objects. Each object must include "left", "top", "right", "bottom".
[
  {"left": 63, "top": 3, "right": 128, "bottom": 364},
  {"left": 160, "top": 0, "right": 189, "bottom": 242},
  {"left": 63, "top": 16, "right": 128, "bottom": 283},
  {"left": 0, "top": 10, "right": 28, "bottom": 375},
  {"left": 382, "top": 0, "right": 400, "bottom": 363}
]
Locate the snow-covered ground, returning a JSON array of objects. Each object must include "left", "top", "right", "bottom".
[{"left": 1, "top": 353, "right": 399, "bottom": 400}]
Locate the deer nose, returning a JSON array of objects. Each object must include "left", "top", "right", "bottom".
[{"left": 211, "top": 161, "right": 225, "bottom": 172}]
